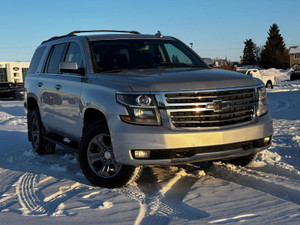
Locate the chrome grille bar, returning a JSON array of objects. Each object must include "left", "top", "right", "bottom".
[
  {"left": 172, "top": 114, "right": 252, "bottom": 124},
  {"left": 165, "top": 91, "right": 254, "bottom": 102},
  {"left": 163, "top": 87, "right": 256, "bottom": 128}
]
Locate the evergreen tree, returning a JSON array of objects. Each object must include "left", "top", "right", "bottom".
[
  {"left": 260, "top": 24, "right": 289, "bottom": 69},
  {"left": 254, "top": 45, "right": 262, "bottom": 65},
  {"left": 242, "top": 39, "right": 257, "bottom": 65}
]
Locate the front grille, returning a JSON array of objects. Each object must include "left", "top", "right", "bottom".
[{"left": 164, "top": 88, "right": 256, "bottom": 128}]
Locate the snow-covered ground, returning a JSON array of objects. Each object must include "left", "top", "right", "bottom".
[{"left": 0, "top": 69, "right": 300, "bottom": 224}]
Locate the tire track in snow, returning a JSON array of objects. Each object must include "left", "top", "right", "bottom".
[
  {"left": 0, "top": 170, "right": 18, "bottom": 198},
  {"left": 15, "top": 172, "right": 88, "bottom": 216},
  {"left": 42, "top": 181, "right": 88, "bottom": 216},
  {"left": 16, "top": 173, "right": 46, "bottom": 215},
  {"left": 0, "top": 170, "right": 21, "bottom": 211},
  {"left": 250, "top": 165, "right": 300, "bottom": 182},
  {"left": 268, "top": 90, "right": 300, "bottom": 120},
  {"left": 208, "top": 163, "right": 300, "bottom": 206},
  {"left": 117, "top": 166, "right": 209, "bottom": 225}
]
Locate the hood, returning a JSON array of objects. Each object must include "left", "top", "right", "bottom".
[{"left": 97, "top": 68, "right": 263, "bottom": 92}]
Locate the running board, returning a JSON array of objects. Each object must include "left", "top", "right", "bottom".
[{"left": 43, "top": 135, "right": 78, "bottom": 152}]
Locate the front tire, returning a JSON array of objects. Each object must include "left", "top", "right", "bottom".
[
  {"left": 28, "top": 108, "right": 56, "bottom": 154},
  {"left": 79, "top": 121, "right": 141, "bottom": 188}
]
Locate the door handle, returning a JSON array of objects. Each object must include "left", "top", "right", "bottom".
[
  {"left": 38, "top": 82, "right": 43, "bottom": 87},
  {"left": 55, "top": 85, "right": 62, "bottom": 90}
]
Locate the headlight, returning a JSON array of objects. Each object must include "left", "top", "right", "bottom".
[
  {"left": 116, "top": 93, "right": 161, "bottom": 125},
  {"left": 257, "top": 86, "right": 268, "bottom": 117}
]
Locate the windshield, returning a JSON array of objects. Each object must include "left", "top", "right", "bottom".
[{"left": 89, "top": 39, "right": 207, "bottom": 73}]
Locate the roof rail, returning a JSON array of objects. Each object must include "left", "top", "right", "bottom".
[
  {"left": 41, "top": 30, "right": 141, "bottom": 44},
  {"left": 68, "top": 30, "right": 140, "bottom": 35},
  {"left": 41, "top": 34, "right": 75, "bottom": 44}
]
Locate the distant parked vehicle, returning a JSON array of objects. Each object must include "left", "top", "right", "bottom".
[
  {"left": 238, "top": 69, "right": 276, "bottom": 89},
  {"left": 0, "top": 82, "right": 25, "bottom": 100},
  {"left": 290, "top": 68, "right": 300, "bottom": 81}
]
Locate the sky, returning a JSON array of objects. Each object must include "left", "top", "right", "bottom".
[{"left": 1, "top": 0, "right": 300, "bottom": 62}]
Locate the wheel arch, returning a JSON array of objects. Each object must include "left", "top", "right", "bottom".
[
  {"left": 266, "top": 80, "right": 273, "bottom": 88},
  {"left": 27, "top": 96, "right": 39, "bottom": 111},
  {"left": 83, "top": 107, "right": 108, "bottom": 133}
]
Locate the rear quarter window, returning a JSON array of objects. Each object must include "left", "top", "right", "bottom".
[{"left": 28, "top": 46, "right": 46, "bottom": 74}]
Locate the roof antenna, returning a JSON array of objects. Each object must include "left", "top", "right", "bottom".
[{"left": 155, "top": 30, "right": 163, "bottom": 38}]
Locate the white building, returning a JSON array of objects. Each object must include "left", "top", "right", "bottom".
[{"left": 0, "top": 62, "right": 30, "bottom": 83}]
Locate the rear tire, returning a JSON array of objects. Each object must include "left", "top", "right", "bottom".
[
  {"left": 28, "top": 108, "right": 56, "bottom": 154},
  {"left": 266, "top": 81, "right": 273, "bottom": 89},
  {"left": 79, "top": 121, "right": 141, "bottom": 188}
]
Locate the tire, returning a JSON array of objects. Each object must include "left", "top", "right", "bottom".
[
  {"left": 14, "top": 89, "right": 25, "bottom": 100},
  {"left": 266, "top": 81, "right": 273, "bottom": 89},
  {"left": 222, "top": 154, "right": 256, "bottom": 167},
  {"left": 28, "top": 108, "right": 56, "bottom": 154},
  {"left": 79, "top": 121, "right": 141, "bottom": 188}
]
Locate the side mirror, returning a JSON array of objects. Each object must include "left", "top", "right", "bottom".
[{"left": 59, "top": 62, "right": 85, "bottom": 75}]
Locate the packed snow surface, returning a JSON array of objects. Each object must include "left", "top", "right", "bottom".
[{"left": 0, "top": 69, "right": 300, "bottom": 224}]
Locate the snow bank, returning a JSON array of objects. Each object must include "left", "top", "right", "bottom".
[{"left": 261, "top": 68, "right": 292, "bottom": 82}]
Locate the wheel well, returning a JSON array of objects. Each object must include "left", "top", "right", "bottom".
[
  {"left": 27, "top": 97, "right": 38, "bottom": 112},
  {"left": 83, "top": 108, "right": 107, "bottom": 131},
  {"left": 266, "top": 80, "right": 273, "bottom": 87}
]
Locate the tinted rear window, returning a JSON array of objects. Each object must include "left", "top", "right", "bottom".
[{"left": 28, "top": 46, "right": 46, "bottom": 74}]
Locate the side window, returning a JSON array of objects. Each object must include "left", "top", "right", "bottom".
[
  {"left": 28, "top": 46, "right": 46, "bottom": 74},
  {"left": 64, "top": 42, "right": 84, "bottom": 68},
  {"left": 45, "top": 43, "right": 67, "bottom": 74}
]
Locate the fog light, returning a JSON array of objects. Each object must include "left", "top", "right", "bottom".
[
  {"left": 134, "top": 150, "right": 151, "bottom": 159},
  {"left": 263, "top": 136, "right": 272, "bottom": 145}
]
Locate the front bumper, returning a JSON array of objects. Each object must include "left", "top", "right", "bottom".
[{"left": 108, "top": 113, "right": 273, "bottom": 166}]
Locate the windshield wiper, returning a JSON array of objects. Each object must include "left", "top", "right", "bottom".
[
  {"left": 101, "top": 68, "right": 129, "bottom": 73},
  {"left": 101, "top": 64, "right": 202, "bottom": 73},
  {"left": 155, "top": 63, "right": 201, "bottom": 68}
]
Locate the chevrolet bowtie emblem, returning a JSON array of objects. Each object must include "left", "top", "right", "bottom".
[{"left": 206, "top": 100, "right": 229, "bottom": 112}]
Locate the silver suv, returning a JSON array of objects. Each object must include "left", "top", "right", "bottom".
[{"left": 25, "top": 30, "right": 273, "bottom": 188}]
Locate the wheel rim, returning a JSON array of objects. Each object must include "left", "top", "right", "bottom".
[
  {"left": 87, "top": 134, "right": 121, "bottom": 178},
  {"left": 31, "top": 116, "right": 40, "bottom": 149}
]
